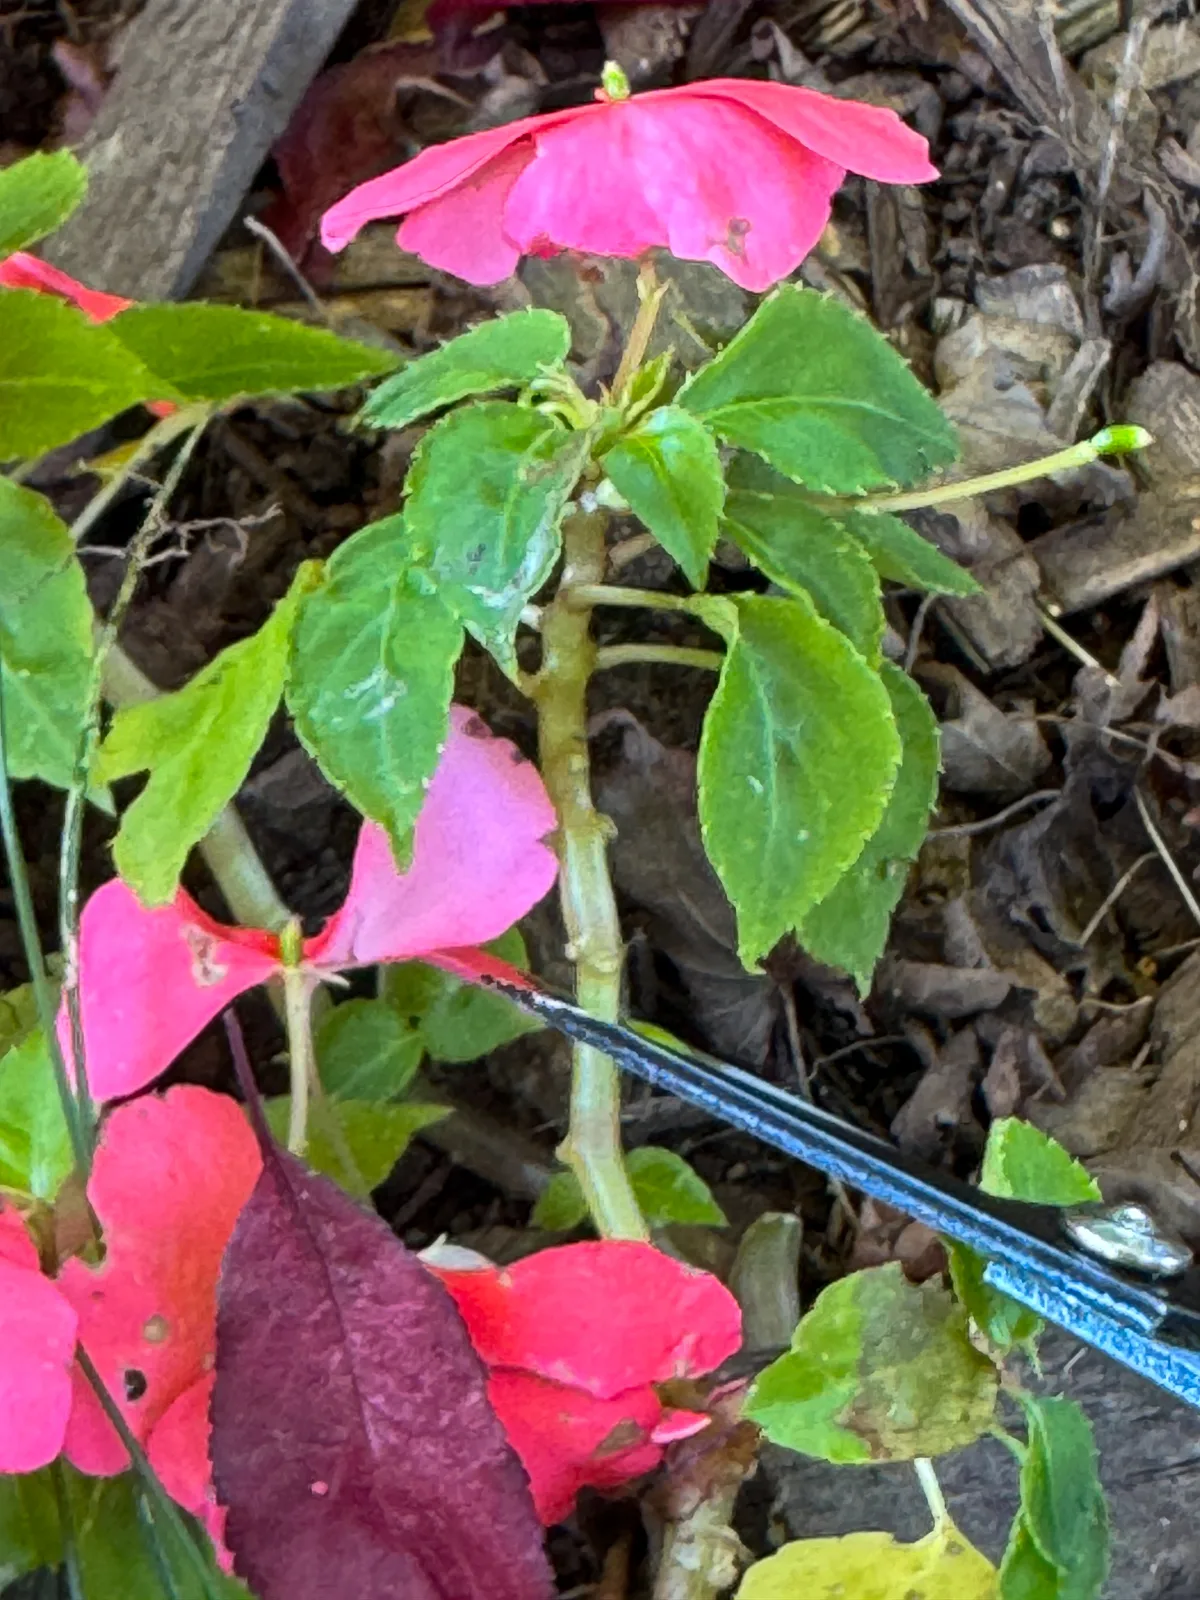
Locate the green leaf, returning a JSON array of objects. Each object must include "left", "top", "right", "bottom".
[
  {"left": 0, "top": 477, "right": 94, "bottom": 789},
  {"left": 999, "top": 1396, "right": 1108, "bottom": 1600},
  {"left": 0, "top": 151, "right": 88, "bottom": 257},
  {"left": 287, "top": 515, "right": 462, "bottom": 860},
  {"left": 99, "top": 563, "right": 320, "bottom": 905},
  {"left": 533, "top": 1145, "right": 727, "bottom": 1231},
  {"left": 404, "top": 401, "right": 584, "bottom": 673},
  {"left": 0, "top": 1028, "right": 73, "bottom": 1201},
  {"left": 949, "top": 1122, "right": 1101, "bottom": 1353},
  {"left": 838, "top": 506, "right": 981, "bottom": 596},
  {"left": 0, "top": 1469, "right": 61, "bottom": 1585},
  {"left": 266, "top": 1097, "right": 448, "bottom": 1191},
  {"left": 602, "top": 405, "right": 724, "bottom": 587},
  {"left": 680, "top": 285, "right": 958, "bottom": 494},
  {"left": 0, "top": 978, "right": 41, "bottom": 1058},
  {"left": 723, "top": 463, "right": 885, "bottom": 663},
  {"left": 799, "top": 664, "right": 939, "bottom": 987},
  {"left": 695, "top": 592, "right": 901, "bottom": 965},
  {"left": 745, "top": 1263, "right": 998, "bottom": 1463},
  {"left": 737, "top": 1523, "right": 998, "bottom": 1600},
  {"left": 360, "top": 309, "right": 572, "bottom": 430},
  {"left": 315, "top": 998, "right": 424, "bottom": 1100},
  {"left": 0, "top": 290, "right": 158, "bottom": 460},
  {"left": 110, "top": 302, "right": 397, "bottom": 403},
  {"left": 413, "top": 927, "right": 539, "bottom": 1062}
]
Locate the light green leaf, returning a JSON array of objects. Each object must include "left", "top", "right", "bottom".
[
  {"left": 602, "top": 405, "right": 725, "bottom": 587},
  {"left": 287, "top": 515, "right": 462, "bottom": 861},
  {"left": 799, "top": 664, "right": 939, "bottom": 987},
  {"left": 999, "top": 1396, "right": 1108, "bottom": 1600},
  {"left": 0, "top": 1469, "right": 61, "bottom": 1585},
  {"left": 110, "top": 302, "right": 397, "bottom": 403},
  {"left": 416, "top": 927, "right": 539, "bottom": 1062},
  {"left": 999, "top": 1521, "right": 1061, "bottom": 1600},
  {"left": 405, "top": 401, "right": 585, "bottom": 674},
  {"left": 0, "top": 978, "right": 41, "bottom": 1058},
  {"left": 737, "top": 1523, "right": 998, "bottom": 1600},
  {"left": 315, "top": 998, "right": 424, "bottom": 1101},
  {"left": 0, "top": 151, "right": 88, "bottom": 257},
  {"left": 0, "top": 1028, "right": 73, "bottom": 1201},
  {"left": 533, "top": 1145, "right": 727, "bottom": 1231},
  {"left": 680, "top": 285, "right": 958, "bottom": 494},
  {"left": 360, "top": 309, "right": 572, "bottom": 430},
  {"left": 723, "top": 466, "right": 885, "bottom": 663},
  {"left": 0, "top": 290, "right": 158, "bottom": 460},
  {"left": 745, "top": 1263, "right": 998, "bottom": 1463},
  {"left": 695, "top": 592, "right": 901, "bottom": 965},
  {"left": 0, "top": 477, "right": 93, "bottom": 789},
  {"left": 99, "top": 562, "right": 320, "bottom": 905},
  {"left": 838, "top": 505, "right": 981, "bottom": 595},
  {"left": 267, "top": 1097, "right": 448, "bottom": 1191}
]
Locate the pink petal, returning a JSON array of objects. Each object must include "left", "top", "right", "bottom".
[
  {"left": 147, "top": 1374, "right": 233, "bottom": 1567},
  {"left": 61, "top": 880, "right": 280, "bottom": 1102},
  {"left": 432, "top": 1241, "right": 742, "bottom": 1400},
  {"left": 0, "top": 252, "right": 133, "bottom": 321},
  {"left": 650, "top": 1407, "right": 711, "bottom": 1445},
  {"left": 629, "top": 95, "right": 844, "bottom": 291},
  {"left": 397, "top": 141, "right": 531, "bottom": 284},
  {"left": 692, "top": 79, "right": 939, "bottom": 185},
  {"left": 59, "top": 1086, "right": 261, "bottom": 1475},
  {"left": 504, "top": 103, "right": 665, "bottom": 261},
  {"left": 321, "top": 119, "right": 547, "bottom": 251},
  {"left": 0, "top": 1204, "right": 40, "bottom": 1271},
  {"left": 486, "top": 1369, "right": 664, "bottom": 1524},
  {"left": 0, "top": 1254, "right": 78, "bottom": 1473},
  {"left": 308, "top": 705, "right": 557, "bottom": 970}
]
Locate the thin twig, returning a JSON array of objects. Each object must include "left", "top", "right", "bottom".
[
  {"left": 1037, "top": 607, "right": 1119, "bottom": 685},
  {"left": 244, "top": 214, "right": 335, "bottom": 326},
  {"left": 608, "top": 532, "right": 658, "bottom": 573},
  {"left": 1078, "top": 850, "right": 1157, "bottom": 945},
  {"left": 903, "top": 593, "right": 935, "bottom": 675},
  {"left": 593, "top": 644, "right": 723, "bottom": 673},
  {"left": 932, "top": 789, "right": 1061, "bottom": 838},
  {"left": 1134, "top": 789, "right": 1200, "bottom": 931}
]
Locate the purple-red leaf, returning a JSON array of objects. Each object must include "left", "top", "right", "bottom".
[{"left": 211, "top": 1145, "right": 554, "bottom": 1600}]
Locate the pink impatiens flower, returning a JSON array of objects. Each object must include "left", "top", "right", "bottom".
[
  {"left": 321, "top": 76, "right": 937, "bottom": 291},
  {"left": 0, "top": 1207, "right": 78, "bottom": 1474},
  {"left": 430, "top": 1240, "right": 743, "bottom": 1523},
  {"left": 62, "top": 706, "right": 558, "bottom": 1101}
]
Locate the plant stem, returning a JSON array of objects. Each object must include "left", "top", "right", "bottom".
[
  {"left": 530, "top": 508, "right": 647, "bottom": 1242},
  {"left": 915, "top": 1457, "right": 948, "bottom": 1530},
  {"left": 68, "top": 407, "right": 205, "bottom": 551},
  {"left": 280, "top": 924, "right": 317, "bottom": 1154},
  {"left": 566, "top": 583, "right": 694, "bottom": 615},
  {"left": 594, "top": 643, "right": 723, "bottom": 673},
  {"left": 612, "top": 260, "right": 669, "bottom": 399}
]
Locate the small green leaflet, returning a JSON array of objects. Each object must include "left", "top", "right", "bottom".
[
  {"left": 533, "top": 1145, "right": 727, "bottom": 1232},
  {"left": 0, "top": 1028, "right": 73, "bottom": 1201},
  {"left": 838, "top": 505, "right": 981, "bottom": 596},
  {"left": 382, "top": 927, "right": 538, "bottom": 1063},
  {"left": 736, "top": 1523, "right": 998, "bottom": 1600},
  {"left": 0, "top": 477, "right": 94, "bottom": 790},
  {"left": 99, "top": 563, "right": 321, "bottom": 906},
  {"left": 694, "top": 592, "right": 901, "bottom": 965},
  {"left": 602, "top": 405, "right": 725, "bottom": 587},
  {"left": 316, "top": 999, "right": 424, "bottom": 1101},
  {"left": 110, "top": 302, "right": 397, "bottom": 403},
  {"left": 999, "top": 1395, "right": 1108, "bottom": 1600},
  {"left": 404, "top": 401, "right": 585, "bottom": 675},
  {"left": 266, "top": 1097, "right": 448, "bottom": 1191},
  {"left": 287, "top": 516, "right": 462, "bottom": 862},
  {"left": 799, "top": 664, "right": 940, "bottom": 988},
  {"left": 680, "top": 285, "right": 958, "bottom": 494},
  {"left": 0, "top": 150, "right": 88, "bottom": 258},
  {"left": 0, "top": 291, "right": 161, "bottom": 459},
  {"left": 723, "top": 465, "right": 884, "bottom": 663},
  {"left": 949, "top": 1121, "right": 1100, "bottom": 1354},
  {"left": 744, "top": 1262, "right": 998, "bottom": 1463},
  {"left": 360, "top": 309, "right": 572, "bottom": 430},
  {"left": 0, "top": 979, "right": 40, "bottom": 1058}
]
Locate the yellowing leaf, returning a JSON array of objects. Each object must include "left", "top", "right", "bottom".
[{"left": 737, "top": 1521, "right": 998, "bottom": 1600}]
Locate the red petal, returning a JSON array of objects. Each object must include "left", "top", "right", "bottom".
[
  {"left": 486, "top": 1369, "right": 664, "bottom": 1524},
  {"left": 59, "top": 1087, "right": 261, "bottom": 1475},
  {"left": 433, "top": 1241, "right": 742, "bottom": 1399},
  {"left": 62, "top": 880, "right": 280, "bottom": 1101},
  {"left": 397, "top": 142, "right": 531, "bottom": 285},
  {"left": 147, "top": 1374, "right": 233, "bottom": 1566},
  {"left": 690, "top": 79, "right": 939, "bottom": 185},
  {"left": 0, "top": 1252, "right": 78, "bottom": 1473},
  {"left": 0, "top": 252, "right": 133, "bottom": 321},
  {"left": 308, "top": 705, "right": 557, "bottom": 970}
]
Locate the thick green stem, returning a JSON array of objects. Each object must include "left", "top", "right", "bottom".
[
  {"left": 531, "top": 508, "right": 648, "bottom": 1242},
  {"left": 594, "top": 643, "right": 723, "bottom": 673}
]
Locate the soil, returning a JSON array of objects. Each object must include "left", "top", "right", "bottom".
[{"left": 6, "top": 1, "right": 1200, "bottom": 1596}]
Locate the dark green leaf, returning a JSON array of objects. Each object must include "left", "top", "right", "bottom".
[
  {"left": 1000, "top": 1395, "right": 1108, "bottom": 1600},
  {"left": 315, "top": 998, "right": 424, "bottom": 1101},
  {"left": 533, "top": 1145, "right": 726, "bottom": 1232},
  {"left": 680, "top": 285, "right": 958, "bottom": 494},
  {"left": 694, "top": 592, "right": 901, "bottom": 965},
  {"left": 531, "top": 1171, "right": 589, "bottom": 1232},
  {"left": 0, "top": 1468, "right": 60, "bottom": 1585},
  {"left": 745, "top": 1263, "right": 998, "bottom": 1463},
  {"left": 0, "top": 151, "right": 88, "bottom": 257},
  {"left": 360, "top": 309, "right": 571, "bottom": 430},
  {"left": 723, "top": 466, "right": 884, "bottom": 663},
  {"left": 0, "top": 477, "right": 93, "bottom": 789},
  {"left": 405, "top": 401, "right": 584, "bottom": 674},
  {"left": 266, "top": 1097, "right": 448, "bottom": 1191},
  {"left": 417, "top": 927, "right": 539, "bottom": 1062},
  {"left": 799, "top": 664, "right": 939, "bottom": 987},
  {"left": 110, "top": 302, "right": 397, "bottom": 404},
  {"left": 287, "top": 516, "right": 462, "bottom": 860},
  {"left": 838, "top": 506, "right": 981, "bottom": 596},
  {"left": 0, "top": 1028, "right": 72, "bottom": 1201},
  {"left": 999, "top": 1520, "right": 1060, "bottom": 1600},
  {"left": 602, "top": 405, "right": 724, "bottom": 587},
  {"left": 0, "top": 291, "right": 158, "bottom": 459},
  {"left": 99, "top": 563, "right": 320, "bottom": 905}
]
